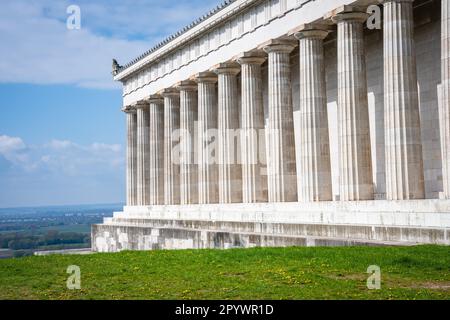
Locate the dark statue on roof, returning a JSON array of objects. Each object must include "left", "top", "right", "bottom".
[{"left": 112, "top": 59, "right": 122, "bottom": 76}]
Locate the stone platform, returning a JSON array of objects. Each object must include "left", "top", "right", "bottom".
[{"left": 92, "top": 200, "right": 450, "bottom": 252}]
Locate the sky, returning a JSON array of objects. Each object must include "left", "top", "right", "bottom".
[{"left": 0, "top": 0, "right": 220, "bottom": 208}]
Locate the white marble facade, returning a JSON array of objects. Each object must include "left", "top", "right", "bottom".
[{"left": 118, "top": 0, "right": 450, "bottom": 207}]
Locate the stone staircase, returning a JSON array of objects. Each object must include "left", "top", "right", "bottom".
[{"left": 92, "top": 201, "right": 450, "bottom": 252}]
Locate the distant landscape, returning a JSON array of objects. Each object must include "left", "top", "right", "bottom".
[{"left": 0, "top": 204, "right": 121, "bottom": 258}]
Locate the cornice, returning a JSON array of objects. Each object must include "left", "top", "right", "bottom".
[{"left": 113, "top": 0, "right": 263, "bottom": 81}]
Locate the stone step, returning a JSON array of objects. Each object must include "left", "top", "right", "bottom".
[
  {"left": 92, "top": 223, "right": 416, "bottom": 252},
  {"left": 96, "top": 216, "right": 449, "bottom": 247},
  {"left": 118, "top": 200, "right": 450, "bottom": 229}
]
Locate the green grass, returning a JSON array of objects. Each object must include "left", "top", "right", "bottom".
[{"left": 0, "top": 246, "right": 449, "bottom": 300}]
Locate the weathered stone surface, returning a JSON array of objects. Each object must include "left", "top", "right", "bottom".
[
  {"left": 161, "top": 88, "right": 181, "bottom": 205},
  {"left": 135, "top": 101, "right": 150, "bottom": 205},
  {"left": 383, "top": 0, "right": 425, "bottom": 200},
  {"left": 294, "top": 25, "right": 332, "bottom": 202},
  {"left": 193, "top": 72, "right": 219, "bottom": 204},
  {"left": 213, "top": 62, "right": 243, "bottom": 204},
  {"left": 441, "top": 0, "right": 450, "bottom": 199},
  {"left": 236, "top": 51, "right": 268, "bottom": 203},
  {"left": 123, "top": 106, "right": 137, "bottom": 206},
  {"left": 93, "top": 224, "right": 427, "bottom": 252},
  {"left": 148, "top": 95, "right": 165, "bottom": 205},
  {"left": 177, "top": 81, "right": 199, "bottom": 205},
  {"left": 262, "top": 39, "right": 298, "bottom": 203},
  {"left": 331, "top": 7, "right": 374, "bottom": 201},
  {"left": 92, "top": 200, "right": 450, "bottom": 252}
]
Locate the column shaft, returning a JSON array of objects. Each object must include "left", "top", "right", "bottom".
[
  {"left": 263, "top": 39, "right": 298, "bottom": 203},
  {"left": 177, "top": 81, "right": 198, "bottom": 205},
  {"left": 194, "top": 72, "right": 219, "bottom": 204},
  {"left": 237, "top": 52, "right": 268, "bottom": 203},
  {"left": 125, "top": 108, "right": 137, "bottom": 206},
  {"left": 162, "top": 89, "right": 181, "bottom": 205},
  {"left": 136, "top": 102, "right": 150, "bottom": 205},
  {"left": 333, "top": 9, "right": 374, "bottom": 201},
  {"left": 383, "top": 0, "right": 425, "bottom": 200},
  {"left": 441, "top": 0, "right": 450, "bottom": 198},
  {"left": 148, "top": 96, "right": 165, "bottom": 205},
  {"left": 214, "top": 63, "right": 243, "bottom": 203},
  {"left": 295, "top": 26, "right": 332, "bottom": 202}
]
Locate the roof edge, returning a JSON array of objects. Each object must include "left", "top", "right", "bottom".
[{"left": 113, "top": 0, "right": 239, "bottom": 79}]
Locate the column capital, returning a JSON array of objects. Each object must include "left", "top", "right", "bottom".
[
  {"left": 133, "top": 100, "right": 149, "bottom": 110},
  {"left": 260, "top": 38, "right": 297, "bottom": 54},
  {"left": 159, "top": 87, "right": 179, "bottom": 98},
  {"left": 235, "top": 50, "right": 266, "bottom": 66},
  {"left": 325, "top": 5, "right": 369, "bottom": 23},
  {"left": 122, "top": 105, "right": 136, "bottom": 114},
  {"left": 211, "top": 62, "right": 241, "bottom": 75},
  {"left": 147, "top": 94, "right": 164, "bottom": 104},
  {"left": 291, "top": 24, "right": 331, "bottom": 40},
  {"left": 176, "top": 80, "right": 198, "bottom": 92},
  {"left": 191, "top": 71, "right": 218, "bottom": 84}
]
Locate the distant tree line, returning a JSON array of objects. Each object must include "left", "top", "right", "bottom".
[{"left": 0, "top": 230, "right": 90, "bottom": 250}]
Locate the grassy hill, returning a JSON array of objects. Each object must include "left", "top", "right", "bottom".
[{"left": 0, "top": 246, "right": 449, "bottom": 300}]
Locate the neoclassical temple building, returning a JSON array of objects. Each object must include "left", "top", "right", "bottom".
[{"left": 93, "top": 0, "right": 450, "bottom": 251}]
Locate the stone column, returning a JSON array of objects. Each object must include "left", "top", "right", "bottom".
[
  {"left": 213, "top": 62, "right": 243, "bottom": 204},
  {"left": 124, "top": 106, "right": 137, "bottom": 206},
  {"left": 294, "top": 24, "right": 332, "bottom": 202},
  {"left": 262, "top": 39, "right": 298, "bottom": 203},
  {"left": 383, "top": 0, "right": 425, "bottom": 200},
  {"left": 148, "top": 94, "right": 165, "bottom": 205},
  {"left": 236, "top": 51, "right": 268, "bottom": 203},
  {"left": 193, "top": 72, "right": 219, "bottom": 204},
  {"left": 135, "top": 101, "right": 150, "bottom": 205},
  {"left": 331, "top": 7, "right": 374, "bottom": 201},
  {"left": 441, "top": 0, "right": 450, "bottom": 199},
  {"left": 161, "top": 88, "right": 181, "bottom": 205},
  {"left": 177, "top": 81, "right": 198, "bottom": 205}
]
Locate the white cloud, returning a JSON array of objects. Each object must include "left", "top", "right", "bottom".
[
  {"left": 0, "top": 135, "right": 28, "bottom": 164},
  {"left": 0, "top": 135, "right": 126, "bottom": 207},
  {"left": 0, "top": 0, "right": 220, "bottom": 89},
  {"left": 90, "top": 143, "right": 122, "bottom": 153},
  {"left": 0, "top": 135, "right": 26, "bottom": 154},
  {"left": 46, "top": 139, "right": 74, "bottom": 150},
  {"left": 0, "top": 1, "right": 147, "bottom": 89},
  {"left": 0, "top": 135, "right": 124, "bottom": 175}
]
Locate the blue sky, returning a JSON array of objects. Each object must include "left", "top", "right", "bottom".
[{"left": 0, "top": 0, "right": 219, "bottom": 207}]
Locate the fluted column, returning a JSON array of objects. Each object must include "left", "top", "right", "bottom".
[
  {"left": 331, "top": 7, "right": 374, "bottom": 201},
  {"left": 294, "top": 25, "right": 332, "bottom": 202},
  {"left": 177, "top": 81, "right": 198, "bottom": 205},
  {"left": 262, "top": 39, "right": 298, "bottom": 203},
  {"left": 193, "top": 72, "right": 219, "bottom": 204},
  {"left": 441, "top": 0, "right": 450, "bottom": 199},
  {"left": 236, "top": 51, "right": 268, "bottom": 203},
  {"left": 135, "top": 101, "right": 150, "bottom": 205},
  {"left": 148, "top": 95, "right": 165, "bottom": 205},
  {"left": 124, "top": 106, "right": 137, "bottom": 206},
  {"left": 213, "top": 62, "right": 243, "bottom": 204},
  {"left": 383, "top": 0, "right": 425, "bottom": 200},
  {"left": 161, "top": 88, "right": 181, "bottom": 205}
]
